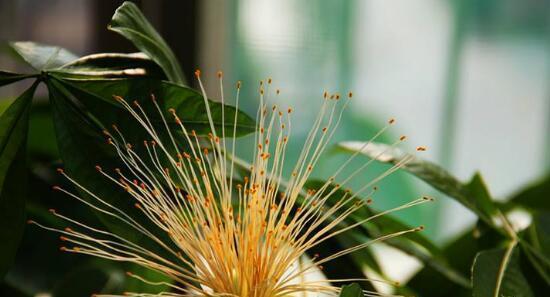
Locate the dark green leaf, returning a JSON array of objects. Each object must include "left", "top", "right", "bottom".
[
  {"left": 109, "top": 2, "right": 186, "bottom": 84},
  {"left": 47, "top": 79, "right": 178, "bottom": 291},
  {"left": 0, "top": 82, "right": 37, "bottom": 278},
  {"left": 28, "top": 99, "right": 59, "bottom": 159},
  {"left": 337, "top": 142, "right": 500, "bottom": 228},
  {"left": 9, "top": 42, "right": 78, "bottom": 70},
  {"left": 54, "top": 76, "right": 256, "bottom": 137},
  {"left": 527, "top": 213, "right": 550, "bottom": 261},
  {"left": 0, "top": 149, "right": 28, "bottom": 279},
  {"left": 463, "top": 173, "right": 500, "bottom": 225},
  {"left": 472, "top": 244, "right": 533, "bottom": 297},
  {"left": 56, "top": 52, "right": 165, "bottom": 79},
  {"left": 520, "top": 212, "right": 550, "bottom": 284},
  {"left": 47, "top": 78, "right": 153, "bottom": 247},
  {"left": 505, "top": 173, "right": 550, "bottom": 213},
  {"left": 339, "top": 283, "right": 363, "bottom": 297},
  {"left": 0, "top": 71, "right": 35, "bottom": 87},
  {"left": 519, "top": 242, "right": 550, "bottom": 294},
  {"left": 521, "top": 244, "right": 550, "bottom": 289},
  {"left": 406, "top": 229, "right": 479, "bottom": 296}
]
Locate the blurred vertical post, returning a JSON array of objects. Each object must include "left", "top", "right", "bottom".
[{"left": 438, "top": 0, "right": 467, "bottom": 170}]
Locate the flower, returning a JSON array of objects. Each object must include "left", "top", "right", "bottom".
[{"left": 30, "top": 71, "right": 431, "bottom": 297}]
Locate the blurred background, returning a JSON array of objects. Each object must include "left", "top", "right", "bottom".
[{"left": 0, "top": 0, "right": 549, "bottom": 291}]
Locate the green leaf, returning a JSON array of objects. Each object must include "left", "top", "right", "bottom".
[
  {"left": 0, "top": 71, "right": 35, "bottom": 87},
  {"left": 28, "top": 99, "right": 59, "bottom": 159},
  {"left": 406, "top": 229, "right": 479, "bottom": 296},
  {"left": 521, "top": 212, "right": 550, "bottom": 284},
  {"left": 0, "top": 151, "right": 28, "bottom": 278},
  {"left": 54, "top": 76, "right": 256, "bottom": 137},
  {"left": 463, "top": 173, "right": 500, "bottom": 226},
  {"left": 519, "top": 245, "right": 550, "bottom": 295},
  {"left": 0, "top": 82, "right": 38, "bottom": 278},
  {"left": 527, "top": 213, "right": 550, "bottom": 261},
  {"left": 56, "top": 52, "right": 165, "bottom": 79},
  {"left": 337, "top": 142, "right": 500, "bottom": 228},
  {"left": 521, "top": 244, "right": 550, "bottom": 289},
  {"left": 339, "top": 283, "right": 363, "bottom": 297},
  {"left": 109, "top": 2, "right": 186, "bottom": 84},
  {"left": 47, "top": 78, "right": 152, "bottom": 246},
  {"left": 9, "top": 41, "right": 78, "bottom": 70},
  {"left": 505, "top": 173, "right": 550, "bottom": 213},
  {"left": 472, "top": 244, "right": 534, "bottom": 297},
  {"left": 47, "top": 79, "right": 179, "bottom": 291}
]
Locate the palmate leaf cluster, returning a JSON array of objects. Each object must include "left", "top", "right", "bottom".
[{"left": 0, "top": 2, "right": 548, "bottom": 296}]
